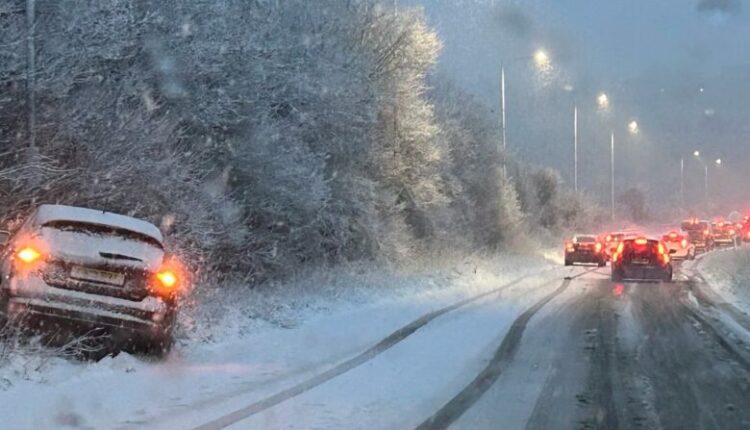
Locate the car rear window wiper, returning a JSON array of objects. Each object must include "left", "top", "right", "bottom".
[{"left": 99, "top": 252, "right": 143, "bottom": 262}]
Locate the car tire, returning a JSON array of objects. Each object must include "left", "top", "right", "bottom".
[
  {"left": 598, "top": 259, "right": 606, "bottom": 267},
  {"left": 564, "top": 259, "right": 572, "bottom": 266},
  {"left": 133, "top": 335, "right": 173, "bottom": 359}
]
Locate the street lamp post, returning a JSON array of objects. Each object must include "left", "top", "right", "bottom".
[
  {"left": 499, "top": 49, "right": 550, "bottom": 178},
  {"left": 610, "top": 131, "right": 615, "bottom": 221},
  {"left": 501, "top": 65, "right": 507, "bottom": 177},
  {"left": 574, "top": 105, "right": 578, "bottom": 192},
  {"left": 691, "top": 152, "right": 722, "bottom": 207},
  {"left": 680, "top": 157, "right": 685, "bottom": 211}
]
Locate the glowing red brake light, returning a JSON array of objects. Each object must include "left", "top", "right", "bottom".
[
  {"left": 668, "top": 233, "right": 677, "bottom": 239},
  {"left": 703, "top": 229, "right": 710, "bottom": 236},
  {"left": 635, "top": 238, "right": 648, "bottom": 245},
  {"left": 730, "top": 229, "right": 736, "bottom": 235},
  {"left": 681, "top": 239, "right": 688, "bottom": 248},
  {"left": 595, "top": 243, "right": 602, "bottom": 253}
]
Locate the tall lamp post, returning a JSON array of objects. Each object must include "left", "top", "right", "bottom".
[
  {"left": 500, "top": 49, "right": 550, "bottom": 177},
  {"left": 691, "top": 151, "right": 722, "bottom": 208},
  {"left": 607, "top": 115, "right": 639, "bottom": 222}
]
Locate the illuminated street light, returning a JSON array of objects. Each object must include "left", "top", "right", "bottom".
[
  {"left": 628, "top": 120, "right": 639, "bottom": 135},
  {"left": 693, "top": 150, "right": 700, "bottom": 157},
  {"left": 597, "top": 93, "right": 610, "bottom": 110},
  {"left": 500, "top": 48, "right": 552, "bottom": 177},
  {"left": 533, "top": 49, "right": 551, "bottom": 70},
  {"left": 715, "top": 158, "right": 722, "bottom": 165}
]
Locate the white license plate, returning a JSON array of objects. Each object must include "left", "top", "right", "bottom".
[
  {"left": 70, "top": 266, "right": 125, "bottom": 286},
  {"left": 632, "top": 259, "right": 650, "bottom": 265}
]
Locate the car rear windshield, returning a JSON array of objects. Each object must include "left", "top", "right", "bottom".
[
  {"left": 41, "top": 220, "right": 163, "bottom": 249},
  {"left": 624, "top": 240, "right": 659, "bottom": 255},
  {"left": 575, "top": 236, "right": 596, "bottom": 243}
]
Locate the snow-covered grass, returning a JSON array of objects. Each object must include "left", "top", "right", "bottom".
[
  {"left": 695, "top": 247, "right": 750, "bottom": 313},
  {"left": 177, "top": 251, "right": 557, "bottom": 346},
  {"left": 0, "top": 251, "right": 559, "bottom": 429}
]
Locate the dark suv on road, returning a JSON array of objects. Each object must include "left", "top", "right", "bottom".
[
  {"left": 564, "top": 235, "right": 606, "bottom": 267},
  {"left": 611, "top": 237, "right": 673, "bottom": 282},
  {"left": 0, "top": 205, "right": 182, "bottom": 356}
]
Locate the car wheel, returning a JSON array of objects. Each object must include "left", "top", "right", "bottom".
[
  {"left": 598, "top": 259, "right": 606, "bottom": 267},
  {"left": 132, "top": 335, "right": 173, "bottom": 359},
  {"left": 564, "top": 259, "right": 572, "bottom": 266}
]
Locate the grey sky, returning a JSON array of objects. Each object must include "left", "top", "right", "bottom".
[{"left": 410, "top": 0, "right": 750, "bottom": 210}]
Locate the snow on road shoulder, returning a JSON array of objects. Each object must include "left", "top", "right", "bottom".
[
  {"left": 0, "top": 252, "right": 557, "bottom": 430},
  {"left": 693, "top": 248, "right": 750, "bottom": 314}
]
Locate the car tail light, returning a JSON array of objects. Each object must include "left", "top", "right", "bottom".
[
  {"left": 681, "top": 239, "right": 688, "bottom": 248},
  {"left": 730, "top": 229, "right": 736, "bottom": 235},
  {"left": 606, "top": 235, "right": 612, "bottom": 242},
  {"left": 703, "top": 229, "right": 710, "bottom": 236},
  {"left": 152, "top": 268, "right": 179, "bottom": 297},
  {"left": 156, "top": 270, "right": 178, "bottom": 288},
  {"left": 565, "top": 243, "right": 575, "bottom": 252},
  {"left": 16, "top": 246, "right": 41, "bottom": 264},
  {"left": 669, "top": 232, "right": 677, "bottom": 239},
  {"left": 595, "top": 243, "right": 602, "bottom": 253},
  {"left": 611, "top": 252, "right": 620, "bottom": 263},
  {"left": 617, "top": 242, "right": 624, "bottom": 254},
  {"left": 635, "top": 238, "right": 648, "bottom": 245},
  {"left": 657, "top": 242, "right": 670, "bottom": 264}
]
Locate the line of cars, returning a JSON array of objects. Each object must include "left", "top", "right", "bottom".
[{"left": 564, "top": 215, "right": 750, "bottom": 283}]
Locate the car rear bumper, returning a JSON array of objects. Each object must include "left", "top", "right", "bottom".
[
  {"left": 3, "top": 275, "right": 173, "bottom": 339},
  {"left": 566, "top": 251, "right": 603, "bottom": 263},
  {"left": 666, "top": 248, "right": 691, "bottom": 259},
  {"left": 614, "top": 264, "right": 670, "bottom": 281}
]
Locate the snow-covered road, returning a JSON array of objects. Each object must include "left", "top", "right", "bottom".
[{"left": 4, "top": 252, "right": 750, "bottom": 429}]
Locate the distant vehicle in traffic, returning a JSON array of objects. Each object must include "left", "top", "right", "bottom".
[
  {"left": 600, "top": 232, "right": 626, "bottom": 261},
  {"left": 681, "top": 218, "right": 714, "bottom": 253},
  {"left": 661, "top": 231, "right": 695, "bottom": 260},
  {"left": 611, "top": 237, "right": 673, "bottom": 282},
  {"left": 564, "top": 235, "right": 606, "bottom": 267},
  {"left": 0, "top": 205, "right": 181, "bottom": 356},
  {"left": 740, "top": 221, "right": 750, "bottom": 243},
  {"left": 712, "top": 221, "right": 740, "bottom": 248}
]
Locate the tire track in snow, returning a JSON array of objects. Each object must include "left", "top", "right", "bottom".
[
  {"left": 414, "top": 276, "right": 577, "bottom": 430},
  {"left": 189, "top": 267, "right": 596, "bottom": 430}
]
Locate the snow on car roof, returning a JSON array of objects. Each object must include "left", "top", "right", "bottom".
[{"left": 33, "top": 204, "right": 163, "bottom": 244}]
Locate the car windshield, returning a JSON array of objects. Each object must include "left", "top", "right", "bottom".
[{"left": 41, "top": 220, "right": 163, "bottom": 249}]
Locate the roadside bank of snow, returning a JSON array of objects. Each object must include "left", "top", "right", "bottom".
[
  {"left": 0, "top": 251, "right": 558, "bottom": 429},
  {"left": 694, "top": 248, "right": 750, "bottom": 313}
]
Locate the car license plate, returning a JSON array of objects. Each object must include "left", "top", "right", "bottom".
[
  {"left": 632, "top": 259, "right": 650, "bottom": 265},
  {"left": 70, "top": 266, "right": 125, "bottom": 286}
]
